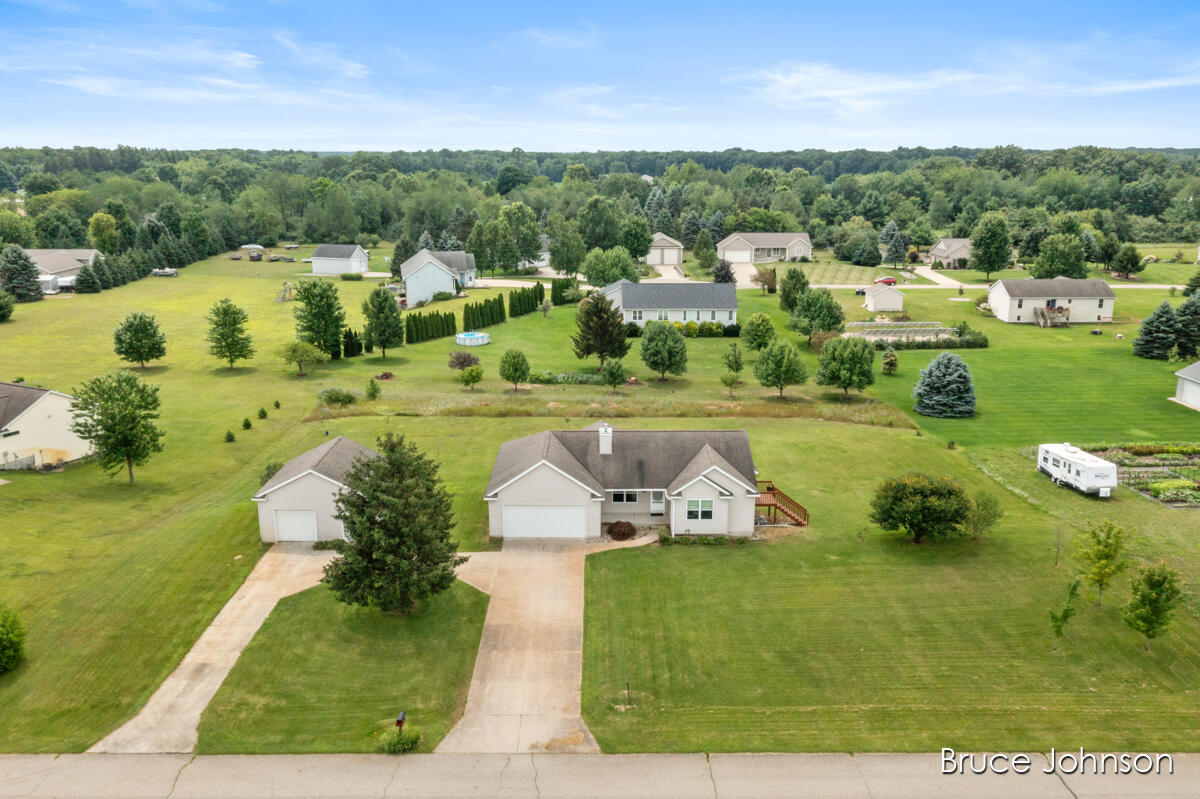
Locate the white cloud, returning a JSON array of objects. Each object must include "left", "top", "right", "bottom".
[
  {"left": 272, "top": 31, "right": 370, "bottom": 79},
  {"left": 515, "top": 25, "right": 599, "bottom": 50}
]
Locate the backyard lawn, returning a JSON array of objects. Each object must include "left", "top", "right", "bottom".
[
  {"left": 196, "top": 581, "right": 488, "bottom": 753},
  {"left": 680, "top": 249, "right": 929, "bottom": 285}
]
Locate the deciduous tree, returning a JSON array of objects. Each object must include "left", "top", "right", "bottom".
[
  {"left": 68, "top": 371, "right": 165, "bottom": 483},
  {"left": 815, "top": 335, "right": 875, "bottom": 394},
  {"left": 276, "top": 339, "right": 329, "bottom": 376},
  {"left": 639, "top": 321, "right": 688, "bottom": 380},
  {"left": 969, "top": 211, "right": 1011, "bottom": 279},
  {"left": 778, "top": 266, "right": 809, "bottom": 311},
  {"left": 113, "top": 311, "right": 166, "bottom": 367},
  {"left": 869, "top": 473, "right": 973, "bottom": 543},
  {"left": 753, "top": 338, "right": 807, "bottom": 397},
  {"left": 458, "top": 364, "right": 483, "bottom": 390},
  {"left": 600, "top": 358, "right": 628, "bottom": 393},
  {"left": 205, "top": 298, "right": 254, "bottom": 368},
  {"left": 1048, "top": 579, "right": 1081, "bottom": 651},
  {"left": 741, "top": 312, "right": 775, "bottom": 351},
  {"left": 580, "top": 246, "right": 638, "bottom": 286},
  {"left": 499, "top": 348, "right": 530, "bottom": 391},
  {"left": 1030, "top": 233, "right": 1087, "bottom": 279},
  {"left": 1074, "top": 518, "right": 1130, "bottom": 606},
  {"left": 1123, "top": 563, "right": 1182, "bottom": 652},
  {"left": 787, "top": 288, "right": 845, "bottom": 345}
]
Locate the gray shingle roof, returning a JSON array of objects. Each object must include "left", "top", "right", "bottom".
[
  {"left": 995, "top": 277, "right": 1116, "bottom": 299},
  {"left": 312, "top": 244, "right": 362, "bottom": 259},
  {"left": 929, "top": 237, "right": 971, "bottom": 256},
  {"left": 650, "top": 232, "right": 683, "bottom": 248},
  {"left": 865, "top": 283, "right": 902, "bottom": 296},
  {"left": 397, "top": 249, "right": 476, "bottom": 280},
  {"left": 608, "top": 281, "right": 738, "bottom": 311},
  {"left": 1176, "top": 361, "right": 1200, "bottom": 383},
  {"left": 485, "top": 425, "right": 756, "bottom": 496},
  {"left": 255, "top": 436, "right": 378, "bottom": 497},
  {"left": 24, "top": 249, "right": 98, "bottom": 275},
  {"left": 0, "top": 381, "right": 55, "bottom": 431},
  {"left": 716, "top": 232, "right": 810, "bottom": 249}
]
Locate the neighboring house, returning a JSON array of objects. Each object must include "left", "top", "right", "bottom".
[
  {"left": 310, "top": 244, "right": 369, "bottom": 275},
  {"left": 987, "top": 277, "right": 1116, "bottom": 325},
  {"left": 716, "top": 232, "right": 811, "bottom": 264},
  {"left": 251, "top": 436, "right": 378, "bottom": 543},
  {"left": 1173, "top": 361, "right": 1200, "bottom": 411},
  {"left": 863, "top": 284, "right": 904, "bottom": 312},
  {"left": 926, "top": 238, "right": 971, "bottom": 268},
  {"left": 645, "top": 232, "right": 683, "bottom": 268},
  {"left": 24, "top": 248, "right": 99, "bottom": 279},
  {"left": 396, "top": 248, "right": 477, "bottom": 305},
  {"left": 0, "top": 381, "right": 91, "bottom": 470},
  {"left": 598, "top": 279, "right": 738, "bottom": 326},
  {"left": 484, "top": 422, "right": 760, "bottom": 539}
]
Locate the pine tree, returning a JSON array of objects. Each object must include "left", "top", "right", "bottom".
[
  {"left": 1133, "top": 301, "right": 1180, "bottom": 360},
  {"left": 206, "top": 298, "right": 255, "bottom": 368},
  {"left": 322, "top": 433, "right": 465, "bottom": 613},
  {"left": 1174, "top": 295, "right": 1200, "bottom": 358},
  {"left": 881, "top": 345, "right": 899, "bottom": 375},
  {"left": 913, "top": 352, "right": 976, "bottom": 418},
  {"left": 362, "top": 286, "right": 404, "bottom": 358},
  {"left": 94, "top": 257, "right": 114, "bottom": 289},
  {"left": 113, "top": 312, "right": 167, "bottom": 367},
  {"left": 680, "top": 211, "right": 703, "bottom": 248},
  {"left": 778, "top": 266, "right": 810, "bottom": 312},
  {"left": 417, "top": 229, "right": 435, "bottom": 250},
  {"left": 639, "top": 321, "right": 688, "bottom": 380},
  {"left": 0, "top": 289, "right": 14, "bottom": 322},
  {"left": 572, "top": 293, "right": 630, "bottom": 365},
  {"left": 0, "top": 245, "right": 44, "bottom": 302},
  {"left": 878, "top": 220, "right": 900, "bottom": 246},
  {"left": 1183, "top": 268, "right": 1200, "bottom": 298},
  {"left": 74, "top": 263, "right": 102, "bottom": 293}
]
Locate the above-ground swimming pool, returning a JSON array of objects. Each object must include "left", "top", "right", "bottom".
[{"left": 455, "top": 331, "right": 491, "bottom": 346}]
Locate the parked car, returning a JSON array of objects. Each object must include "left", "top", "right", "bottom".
[
  {"left": 854, "top": 287, "right": 867, "bottom": 295},
  {"left": 873, "top": 276, "right": 897, "bottom": 285}
]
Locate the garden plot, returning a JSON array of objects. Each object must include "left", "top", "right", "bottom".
[
  {"left": 844, "top": 321, "right": 957, "bottom": 343},
  {"left": 1086, "top": 444, "right": 1200, "bottom": 506}
]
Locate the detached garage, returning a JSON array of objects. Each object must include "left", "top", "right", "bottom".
[
  {"left": 645, "top": 232, "right": 683, "bottom": 269},
  {"left": 1173, "top": 361, "right": 1200, "bottom": 411},
  {"left": 251, "top": 436, "right": 378, "bottom": 543}
]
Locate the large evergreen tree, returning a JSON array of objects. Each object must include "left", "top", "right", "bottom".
[
  {"left": 323, "top": 434, "right": 465, "bottom": 613},
  {"left": 969, "top": 211, "right": 1011, "bottom": 279},
  {"left": 572, "top": 293, "right": 630, "bottom": 365},
  {"left": 639, "top": 321, "right": 688, "bottom": 380},
  {"left": 1133, "top": 301, "right": 1180, "bottom": 360},
  {"left": 69, "top": 371, "right": 165, "bottom": 483},
  {"left": 362, "top": 285, "right": 405, "bottom": 358},
  {"left": 1174, "top": 295, "right": 1200, "bottom": 358},
  {"left": 0, "top": 245, "right": 43, "bottom": 302},
  {"left": 1183, "top": 267, "right": 1200, "bottom": 298},
  {"left": 293, "top": 280, "right": 347, "bottom": 359},
  {"left": 113, "top": 312, "right": 167, "bottom": 367},
  {"left": 912, "top": 352, "right": 976, "bottom": 417},
  {"left": 74, "top": 263, "right": 102, "bottom": 293},
  {"left": 1109, "top": 243, "right": 1143, "bottom": 278},
  {"left": 205, "top": 298, "right": 255, "bottom": 368},
  {"left": 0, "top": 289, "right": 14, "bottom": 322}
]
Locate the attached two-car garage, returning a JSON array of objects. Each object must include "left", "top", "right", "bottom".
[{"left": 500, "top": 505, "right": 588, "bottom": 539}]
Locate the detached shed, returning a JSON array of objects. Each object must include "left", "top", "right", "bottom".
[
  {"left": 311, "top": 244, "right": 369, "bottom": 275},
  {"left": 863, "top": 284, "right": 904, "bottom": 312},
  {"left": 1173, "top": 361, "right": 1200, "bottom": 411},
  {"left": 251, "top": 436, "right": 377, "bottom": 542}
]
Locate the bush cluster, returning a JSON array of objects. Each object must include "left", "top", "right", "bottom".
[
  {"left": 431, "top": 290, "right": 454, "bottom": 301},
  {"left": 550, "top": 278, "right": 579, "bottom": 305},
  {"left": 462, "top": 295, "right": 506, "bottom": 330},
  {"left": 319, "top": 387, "right": 357, "bottom": 406},
  {"left": 377, "top": 726, "right": 421, "bottom": 754},
  {"left": 405, "top": 310, "right": 456, "bottom": 344},
  {"left": 528, "top": 369, "right": 605, "bottom": 385},
  {"left": 0, "top": 605, "right": 25, "bottom": 674},
  {"left": 507, "top": 282, "right": 546, "bottom": 317},
  {"left": 870, "top": 331, "right": 988, "bottom": 350},
  {"left": 608, "top": 521, "right": 636, "bottom": 540},
  {"left": 339, "top": 272, "right": 363, "bottom": 281}
]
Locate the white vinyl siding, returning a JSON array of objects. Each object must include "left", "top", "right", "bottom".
[{"left": 686, "top": 499, "right": 714, "bottom": 520}]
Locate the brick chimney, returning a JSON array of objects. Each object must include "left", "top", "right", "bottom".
[{"left": 598, "top": 422, "right": 613, "bottom": 455}]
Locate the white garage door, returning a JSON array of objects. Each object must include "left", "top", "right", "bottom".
[
  {"left": 502, "top": 505, "right": 587, "bottom": 538},
  {"left": 646, "top": 248, "right": 662, "bottom": 265},
  {"left": 664, "top": 248, "right": 680, "bottom": 264},
  {"left": 726, "top": 250, "right": 751, "bottom": 263},
  {"left": 274, "top": 508, "right": 319, "bottom": 542}
]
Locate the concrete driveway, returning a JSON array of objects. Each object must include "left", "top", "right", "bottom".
[{"left": 88, "top": 544, "right": 334, "bottom": 754}]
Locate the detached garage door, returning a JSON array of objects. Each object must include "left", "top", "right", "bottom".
[
  {"left": 274, "top": 508, "right": 319, "bottom": 542},
  {"left": 502, "top": 505, "right": 587, "bottom": 539},
  {"left": 726, "top": 250, "right": 751, "bottom": 263},
  {"left": 663, "top": 248, "right": 680, "bottom": 264},
  {"left": 646, "top": 248, "right": 662, "bottom": 265}
]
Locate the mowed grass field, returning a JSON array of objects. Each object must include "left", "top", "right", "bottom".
[{"left": 196, "top": 581, "right": 488, "bottom": 754}]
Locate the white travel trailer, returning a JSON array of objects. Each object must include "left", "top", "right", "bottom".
[{"left": 1037, "top": 443, "right": 1118, "bottom": 498}]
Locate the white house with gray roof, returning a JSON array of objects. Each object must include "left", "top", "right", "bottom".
[
  {"left": 24, "top": 248, "right": 99, "bottom": 280},
  {"left": 311, "top": 244, "right": 369, "bottom": 275},
  {"left": 987, "top": 277, "right": 1116, "bottom": 324},
  {"left": 598, "top": 279, "right": 739, "bottom": 327},
  {"left": 0, "top": 381, "right": 91, "bottom": 470},
  {"left": 716, "top": 232, "right": 811, "bottom": 263},
  {"left": 1173, "top": 361, "right": 1200, "bottom": 411},
  {"left": 395, "top": 248, "right": 476, "bottom": 305},
  {"left": 251, "top": 436, "right": 377, "bottom": 542},
  {"left": 484, "top": 422, "right": 760, "bottom": 539}
]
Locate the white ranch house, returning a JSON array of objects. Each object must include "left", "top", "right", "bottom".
[
  {"left": 645, "top": 232, "right": 683, "bottom": 269},
  {"left": 716, "top": 232, "right": 811, "bottom": 264},
  {"left": 484, "top": 422, "right": 761, "bottom": 539},
  {"left": 25, "top": 248, "right": 99, "bottom": 290},
  {"left": 926, "top": 237, "right": 971, "bottom": 267},
  {"left": 987, "top": 277, "right": 1116, "bottom": 325},
  {"left": 598, "top": 279, "right": 738, "bottom": 326},
  {"left": 395, "top": 248, "right": 477, "bottom": 305},
  {"left": 0, "top": 381, "right": 91, "bottom": 470},
  {"left": 1173, "top": 361, "right": 1200, "bottom": 411},
  {"left": 251, "top": 436, "right": 377, "bottom": 543},
  {"left": 863, "top": 284, "right": 904, "bottom": 313},
  {"left": 310, "top": 244, "right": 369, "bottom": 275}
]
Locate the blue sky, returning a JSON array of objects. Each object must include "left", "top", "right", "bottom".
[{"left": 2, "top": 0, "right": 1199, "bottom": 151}]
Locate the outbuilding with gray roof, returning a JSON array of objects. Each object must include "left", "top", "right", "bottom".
[
  {"left": 311, "top": 244, "right": 369, "bottom": 275},
  {"left": 598, "top": 280, "right": 739, "bottom": 327}
]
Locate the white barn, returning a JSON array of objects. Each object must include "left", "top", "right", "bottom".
[
  {"left": 251, "top": 436, "right": 377, "bottom": 543},
  {"left": 646, "top": 232, "right": 683, "bottom": 269},
  {"left": 0, "top": 381, "right": 91, "bottom": 470},
  {"left": 395, "top": 249, "right": 477, "bottom": 305},
  {"left": 1173, "top": 361, "right": 1200, "bottom": 411},
  {"left": 987, "top": 277, "right": 1116, "bottom": 324},
  {"left": 310, "top": 244, "right": 369, "bottom": 275},
  {"left": 863, "top": 284, "right": 904, "bottom": 312}
]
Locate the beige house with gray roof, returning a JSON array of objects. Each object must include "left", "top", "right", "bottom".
[
  {"left": 484, "top": 422, "right": 760, "bottom": 539},
  {"left": 926, "top": 237, "right": 971, "bottom": 268},
  {"left": 251, "top": 436, "right": 377, "bottom": 542},
  {"left": 24, "top": 248, "right": 99, "bottom": 279},
  {"left": 716, "top": 232, "right": 811, "bottom": 263}
]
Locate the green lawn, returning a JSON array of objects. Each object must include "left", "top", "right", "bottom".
[
  {"left": 583, "top": 419, "right": 1200, "bottom": 753},
  {"left": 196, "top": 581, "right": 488, "bottom": 753},
  {"left": 680, "top": 249, "right": 929, "bottom": 285}
]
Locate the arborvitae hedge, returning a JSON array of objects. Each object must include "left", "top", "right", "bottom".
[
  {"left": 507, "top": 283, "right": 545, "bottom": 318},
  {"left": 550, "top": 278, "right": 576, "bottom": 305},
  {"left": 405, "top": 310, "right": 458, "bottom": 344},
  {"left": 342, "top": 327, "right": 364, "bottom": 357},
  {"left": 463, "top": 294, "right": 508, "bottom": 331}
]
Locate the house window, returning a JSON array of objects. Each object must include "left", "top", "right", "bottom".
[
  {"left": 1017, "top": 299, "right": 1024, "bottom": 308},
  {"left": 658, "top": 310, "right": 668, "bottom": 321},
  {"left": 1017, "top": 315, "right": 1021, "bottom": 321},
  {"left": 610, "top": 491, "right": 638, "bottom": 503},
  {"left": 1098, "top": 299, "right": 1105, "bottom": 308},
  {"left": 710, "top": 311, "right": 717, "bottom": 321},
  {"left": 728, "top": 311, "right": 735, "bottom": 321},
  {"left": 686, "top": 499, "right": 714, "bottom": 520},
  {"left": 632, "top": 310, "right": 643, "bottom": 321}
]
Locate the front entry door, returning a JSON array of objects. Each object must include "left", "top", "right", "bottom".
[{"left": 650, "top": 491, "right": 665, "bottom": 516}]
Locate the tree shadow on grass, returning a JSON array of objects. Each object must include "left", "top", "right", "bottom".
[
  {"left": 207, "top": 366, "right": 260, "bottom": 378},
  {"left": 122, "top": 365, "right": 169, "bottom": 376}
]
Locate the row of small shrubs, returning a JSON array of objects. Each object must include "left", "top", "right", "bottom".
[
  {"left": 624, "top": 321, "right": 739, "bottom": 339},
  {"left": 528, "top": 369, "right": 605, "bottom": 385},
  {"left": 341, "top": 328, "right": 366, "bottom": 357},
  {"left": 431, "top": 290, "right": 454, "bottom": 301},
  {"left": 507, "top": 282, "right": 546, "bottom": 317},
  {"left": 658, "top": 529, "right": 750, "bottom": 546},
  {"left": 550, "top": 277, "right": 580, "bottom": 305},
  {"left": 405, "top": 310, "right": 456, "bottom": 344},
  {"left": 462, "top": 295, "right": 506, "bottom": 330},
  {"left": 340, "top": 272, "right": 363, "bottom": 281},
  {"left": 225, "top": 402, "right": 276, "bottom": 442}
]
